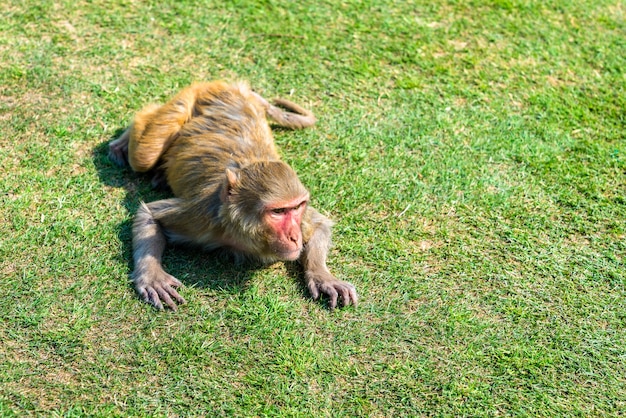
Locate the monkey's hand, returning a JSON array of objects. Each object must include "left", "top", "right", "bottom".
[
  {"left": 132, "top": 267, "right": 186, "bottom": 311},
  {"left": 306, "top": 272, "right": 358, "bottom": 310}
]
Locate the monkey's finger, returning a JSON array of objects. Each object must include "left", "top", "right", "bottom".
[
  {"left": 161, "top": 273, "right": 185, "bottom": 302},
  {"left": 337, "top": 285, "right": 353, "bottom": 307},
  {"left": 138, "top": 286, "right": 161, "bottom": 310},
  {"left": 338, "top": 282, "right": 358, "bottom": 307},
  {"left": 169, "top": 277, "right": 183, "bottom": 288},
  {"left": 321, "top": 284, "right": 339, "bottom": 310},
  {"left": 137, "top": 287, "right": 150, "bottom": 306},
  {"left": 165, "top": 285, "right": 187, "bottom": 305},
  {"left": 347, "top": 286, "right": 358, "bottom": 307},
  {"left": 155, "top": 286, "right": 178, "bottom": 311},
  {"left": 307, "top": 281, "right": 321, "bottom": 300},
  {"left": 144, "top": 287, "right": 165, "bottom": 311}
]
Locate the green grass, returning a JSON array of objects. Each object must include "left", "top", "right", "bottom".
[{"left": 1, "top": 0, "right": 625, "bottom": 416}]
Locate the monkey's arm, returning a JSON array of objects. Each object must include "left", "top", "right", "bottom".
[
  {"left": 301, "top": 209, "right": 358, "bottom": 309},
  {"left": 132, "top": 199, "right": 187, "bottom": 310}
]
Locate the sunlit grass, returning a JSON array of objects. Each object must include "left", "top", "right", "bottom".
[{"left": 1, "top": 0, "right": 624, "bottom": 416}]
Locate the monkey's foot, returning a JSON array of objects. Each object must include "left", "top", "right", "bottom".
[
  {"left": 133, "top": 268, "right": 186, "bottom": 311},
  {"left": 108, "top": 143, "right": 128, "bottom": 167},
  {"left": 108, "top": 130, "right": 130, "bottom": 166},
  {"left": 306, "top": 274, "right": 358, "bottom": 310}
]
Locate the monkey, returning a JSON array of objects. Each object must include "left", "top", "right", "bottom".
[{"left": 109, "top": 80, "right": 358, "bottom": 311}]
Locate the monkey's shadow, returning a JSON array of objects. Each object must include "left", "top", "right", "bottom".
[{"left": 93, "top": 135, "right": 309, "bottom": 305}]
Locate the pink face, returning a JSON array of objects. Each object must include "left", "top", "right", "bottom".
[{"left": 264, "top": 194, "right": 309, "bottom": 260}]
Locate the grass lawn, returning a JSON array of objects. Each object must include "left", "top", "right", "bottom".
[{"left": 1, "top": 0, "right": 624, "bottom": 416}]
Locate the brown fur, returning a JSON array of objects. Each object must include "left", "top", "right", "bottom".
[{"left": 109, "top": 81, "right": 357, "bottom": 310}]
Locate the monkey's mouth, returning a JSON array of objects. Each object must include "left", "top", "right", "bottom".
[{"left": 279, "top": 248, "right": 302, "bottom": 261}]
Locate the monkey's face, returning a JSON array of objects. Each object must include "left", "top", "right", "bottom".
[
  {"left": 223, "top": 161, "right": 310, "bottom": 261},
  {"left": 263, "top": 195, "right": 308, "bottom": 260}
]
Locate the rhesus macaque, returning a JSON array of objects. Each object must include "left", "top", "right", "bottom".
[{"left": 109, "top": 81, "right": 357, "bottom": 310}]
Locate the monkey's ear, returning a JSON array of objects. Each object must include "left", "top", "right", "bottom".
[
  {"left": 225, "top": 168, "right": 239, "bottom": 188},
  {"left": 223, "top": 168, "right": 239, "bottom": 200}
]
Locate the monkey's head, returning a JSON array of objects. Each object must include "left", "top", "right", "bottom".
[{"left": 223, "top": 161, "right": 309, "bottom": 261}]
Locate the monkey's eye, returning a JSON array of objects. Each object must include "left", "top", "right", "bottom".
[{"left": 271, "top": 208, "right": 286, "bottom": 214}]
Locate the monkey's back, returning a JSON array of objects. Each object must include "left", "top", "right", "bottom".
[{"left": 161, "top": 81, "right": 281, "bottom": 199}]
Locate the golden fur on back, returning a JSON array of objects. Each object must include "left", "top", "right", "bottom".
[{"left": 161, "top": 81, "right": 280, "bottom": 198}]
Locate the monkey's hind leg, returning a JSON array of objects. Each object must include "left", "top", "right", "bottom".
[
  {"left": 127, "top": 103, "right": 171, "bottom": 173},
  {"left": 115, "top": 82, "right": 206, "bottom": 173},
  {"left": 108, "top": 103, "right": 160, "bottom": 168}
]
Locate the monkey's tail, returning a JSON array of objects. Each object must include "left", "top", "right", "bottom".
[
  {"left": 251, "top": 91, "right": 316, "bottom": 129},
  {"left": 266, "top": 98, "right": 316, "bottom": 129}
]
